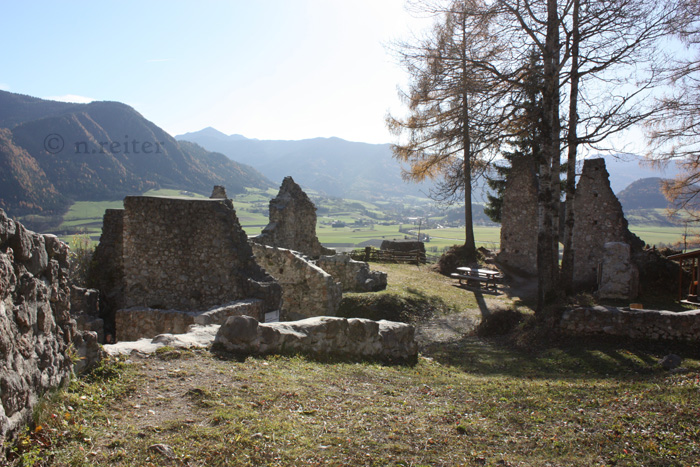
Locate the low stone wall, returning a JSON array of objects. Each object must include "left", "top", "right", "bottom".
[
  {"left": 115, "top": 299, "right": 265, "bottom": 341},
  {"left": 251, "top": 244, "right": 342, "bottom": 321},
  {"left": 560, "top": 306, "right": 700, "bottom": 341},
  {"left": 214, "top": 315, "right": 417, "bottom": 363},
  {"left": 316, "top": 254, "right": 387, "bottom": 292},
  {"left": 1, "top": 210, "right": 74, "bottom": 447}
]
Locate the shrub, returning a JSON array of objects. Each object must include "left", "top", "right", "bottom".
[
  {"left": 68, "top": 232, "right": 95, "bottom": 287},
  {"left": 337, "top": 293, "right": 451, "bottom": 323},
  {"left": 475, "top": 307, "right": 525, "bottom": 337},
  {"left": 434, "top": 244, "right": 482, "bottom": 276}
]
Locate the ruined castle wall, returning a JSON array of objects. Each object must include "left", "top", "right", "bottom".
[
  {"left": 560, "top": 306, "right": 700, "bottom": 342},
  {"left": 115, "top": 300, "right": 265, "bottom": 341},
  {"left": 251, "top": 243, "right": 342, "bottom": 320},
  {"left": 255, "top": 176, "right": 334, "bottom": 258},
  {"left": 316, "top": 254, "right": 387, "bottom": 292},
  {"left": 0, "top": 210, "right": 74, "bottom": 447},
  {"left": 572, "top": 158, "right": 644, "bottom": 289},
  {"left": 90, "top": 208, "right": 124, "bottom": 339},
  {"left": 497, "top": 156, "right": 538, "bottom": 274},
  {"left": 122, "top": 196, "right": 279, "bottom": 312}
]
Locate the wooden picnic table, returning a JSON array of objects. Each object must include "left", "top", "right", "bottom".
[{"left": 451, "top": 267, "right": 502, "bottom": 290}]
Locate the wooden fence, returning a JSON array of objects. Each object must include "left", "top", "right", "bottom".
[{"left": 350, "top": 247, "right": 427, "bottom": 264}]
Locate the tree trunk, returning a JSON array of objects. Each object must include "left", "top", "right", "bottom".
[
  {"left": 461, "top": 20, "right": 477, "bottom": 264},
  {"left": 537, "top": 0, "right": 562, "bottom": 311},
  {"left": 560, "top": 0, "right": 580, "bottom": 295}
]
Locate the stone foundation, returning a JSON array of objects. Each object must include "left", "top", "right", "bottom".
[
  {"left": 560, "top": 306, "right": 700, "bottom": 341},
  {"left": 214, "top": 315, "right": 418, "bottom": 363}
]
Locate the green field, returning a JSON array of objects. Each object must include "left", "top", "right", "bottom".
[{"left": 52, "top": 188, "right": 689, "bottom": 252}]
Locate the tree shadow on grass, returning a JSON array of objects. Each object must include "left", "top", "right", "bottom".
[{"left": 420, "top": 331, "right": 700, "bottom": 381}]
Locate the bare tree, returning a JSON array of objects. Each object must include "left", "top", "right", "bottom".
[
  {"left": 484, "top": 0, "right": 678, "bottom": 305},
  {"left": 387, "top": 0, "right": 513, "bottom": 263},
  {"left": 558, "top": 0, "right": 680, "bottom": 293}
]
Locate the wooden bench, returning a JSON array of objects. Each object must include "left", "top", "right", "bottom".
[{"left": 451, "top": 267, "right": 501, "bottom": 291}]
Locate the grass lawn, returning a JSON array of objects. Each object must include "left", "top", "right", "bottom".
[{"left": 7, "top": 265, "right": 700, "bottom": 466}]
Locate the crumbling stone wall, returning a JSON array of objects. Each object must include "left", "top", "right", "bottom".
[
  {"left": 90, "top": 208, "right": 124, "bottom": 340},
  {"left": 121, "top": 196, "right": 280, "bottom": 312},
  {"left": 572, "top": 158, "right": 644, "bottom": 289},
  {"left": 560, "top": 306, "right": 700, "bottom": 341},
  {"left": 316, "top": 254, "right": 387, "bottom": 292},
  {"left": 254, "top": 176, "right": 334, "bottom": 258},
  {"left": 115, "top": 299, "right": 265, "bottom": 341},
  {"left": 497, "top": 156, "right": 538, "bottom": 275},
  {"left": 598, "top": 242, "right": 639, "bottom": 300},
  {"left": 1, "top": 210, "right": 74, "bottom": 447},
  {"left": 251, "top": 243, "right": 342, "bottom": 320},
  {"left": 90, "top": 195, "right": 282, "bottom": 341},
  {"left": 215, "top": 315, "right": 418, "bottom": 363}
]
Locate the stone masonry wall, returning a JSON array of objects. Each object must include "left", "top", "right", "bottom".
[
  {"left": 255, "top": 176, "right": 334, "bottom": 258},
  {"left": 122, "top": 196, "right": 280, "bottom": 312},
  {"left": 115, "top": 299, "right": 264, "bottom": 341},
  {"left": 560, "top": 306, "right": 700, "bottom": 342},
  {"left": 1, "top": 210, "right": 74, "bottom": 448},
  {"left": 572, "top": 158, "right": 644, "bottom": 289},
  {"left": 251, "top": 243, "right": 342, "bottom": 321},
  {"left": 214, "top": 315, "right": 418, "bottom": 363},
  {"left": 90, "top": 208, "right": 124, "bottom": 340},
  {"left": 497, "top": 156, "right": 538, "bottom": 275},
  {"left": 316, "top": 254, "right": 387, "bottom": 292}
]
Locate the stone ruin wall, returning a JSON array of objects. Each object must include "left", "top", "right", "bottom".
[
  {"left": 123, "top": 196, "right": 281, "bottom": 312},
  {"left": 91, "top": 195, "right": 282, "bottom": 341},
  {"left": 1, "top": 210, "right": 74, "bottom": 447},
  {"left": 560, "top": 306, "right": 700, "bottom": 342},
  {"left": 316, "top": 254, "right": 387, "bottom": 292},
  {"left": 115, "top": 300, "right": 265, "bottom": 342},
  {"left": 255, "top": 176, "right": 335, "bottom": 258},
  {"left": 251, "top": 244, "right": 342, "bottom": 321},
  {"left": 496, "top": 156, "right": 538, "bottom": 275},
  {"left": 571, "top": 158, "right": 644, "bottom": 289},
  {"left": 90, "top": 208, "right": 124, "bottom": 339},
  {"left": 498, "top": 157, "right": 646, "bottom": 292}
]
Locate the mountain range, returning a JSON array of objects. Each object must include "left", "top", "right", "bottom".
[
  {"left": 0, "top": 91, "right": 272, "bottom": 218},
  {"left": 175, "top": 127, "right": 432, "bottom": 201},
  {"left": 177, "top": 127, "right": 680, "bottom": 203}
]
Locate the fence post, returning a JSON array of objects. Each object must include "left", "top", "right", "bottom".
[{"left": 364, "top": 246, "right": 371, "bottom": 262}]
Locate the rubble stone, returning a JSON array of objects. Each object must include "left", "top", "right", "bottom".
[{"left": 214, "top": 315, "right": 418, "bottom": 363}]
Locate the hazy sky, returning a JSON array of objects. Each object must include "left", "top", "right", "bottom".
[{"left": 0, "top": 1, "right": 432, "bottom": 143}]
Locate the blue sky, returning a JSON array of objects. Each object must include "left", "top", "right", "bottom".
[{"left": 0, "top": 1, "right": 430, "bottom": 143}]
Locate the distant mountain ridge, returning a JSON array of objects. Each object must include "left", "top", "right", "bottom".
[
  {"left": 177, "top": 128, "right": 678, "bottom": 203},
  {"left": 175, "top": 127, "right": 432, "bottom": 201},
  {"left": 0, "top": 91, "right": 272, "bottom": 217},
  {"left": 617, "top": 177, "right": 673, "bottom": 210}
]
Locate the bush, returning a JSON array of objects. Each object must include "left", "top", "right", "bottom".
[
  {"left": 435, "top": 244, "right": 482, "bottom": 276},
  {"left": 68, "top": 232, "right": 95, "bottom": 287},
  {"left": 337, "top": 293, "right": 451, "bottom": 323},
  {"left": 475, "top": 308, "right": 525, "bottom": 337}
]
